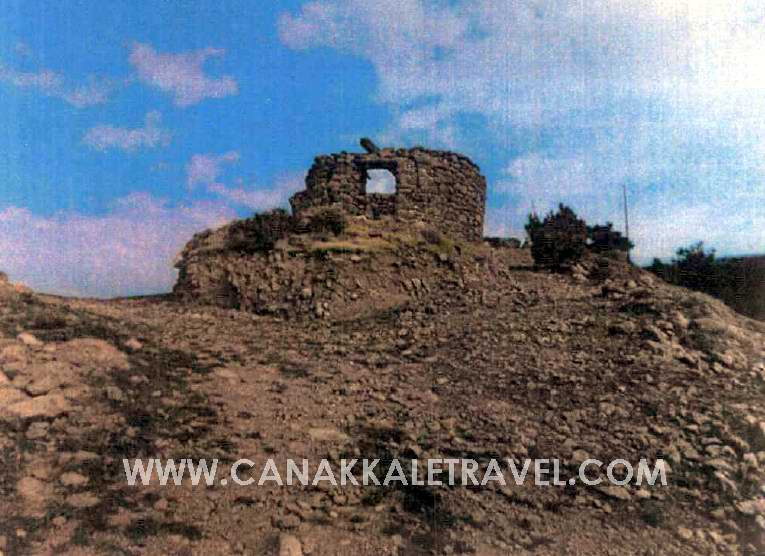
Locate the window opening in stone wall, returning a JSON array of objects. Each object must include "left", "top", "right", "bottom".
[{"left": 365, "top": 169, "right": 397, "bottom": 195}]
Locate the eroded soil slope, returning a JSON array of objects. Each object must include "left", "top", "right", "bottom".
[{"left": 0, "top": 255, "right": 764, "bottom": 555}]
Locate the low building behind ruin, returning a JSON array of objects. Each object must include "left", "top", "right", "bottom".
[{"left": 289, "top": 143, "right": 487, "bottom": 242}]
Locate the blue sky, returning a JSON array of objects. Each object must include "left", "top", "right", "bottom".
[{"left": 1, "top": 1, "right": 763, "bottom": 297}]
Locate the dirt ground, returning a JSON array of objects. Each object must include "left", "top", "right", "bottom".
[{"left": 0, "top": 254, "right": 763, "bottom": 555}]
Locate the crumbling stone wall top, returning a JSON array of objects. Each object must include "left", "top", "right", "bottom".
[{"left": 289, "top": 142, "right": 487, "bottom": 242}]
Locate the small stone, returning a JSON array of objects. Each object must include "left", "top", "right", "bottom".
[
  {"left": 0, "top": 344, "right": 27, "bottom": 363},
  {"left": 214, "top": 368, "right": 239, "bottom": 381},
  {"left": 634, "top": 489, "right": 651, "bottom": 500},
  {"left": 25, "top": 421, "right": 49, "bottom": 440},
  {"left": 30, "top": 465, "right": 52, "bottom": 481},
  {"left": 308, "top": 428, "right": 349, "bottom": 443},
  {"left": 56, "top": 338, "right": 129, "bottom": 371},
  {"left": 715, "top": 352, "right": 735, "bottom": 368},
  {"left": 59, "top": 472, "right": 89, "bottom": 487},
  {"left": 642, "top": 325, "right": 669, "bottom": 344},
  {"left": 278, "top": 533, "right": 303, "bottom": 556},
  {"left": 571, "top": 449, "right": 590, "bottom": 465},
  {"left": 714, "top": 471, "right": 738, "bottom": 493},
  {"left": 124, "top": 338, "right": 143, "bottom": 351},
  {"left": 742, "top": 452, "right": 758, "bottom": 470},
  {"left": 735, "top": 498, "right": 765, "bottom": 516},
  {"left": 8, "top": 394, "right": 71, "bottom": 418},
  {"left": 25, "top": 373, "right": 66, "bottom": 397},
  {"left": 105, "top": 386, "right": 125, "bottom": 402},
  {"left": 0, "top": 387, "right": 30, "bottom": 407},
  {"left": 17, "top": 333, "right": 42, "bottom": 347},
  {"left": 596, "top": 485, "right": 631, "bottom": 501},
  {"left": 17, "top": 477, "right": 48, "bottom": 505},
  {"left": 274, "top": 514, "right": 301, "bottom": 530},
  {"left": 707, "top": 531, "right": 725, "bottom": 545},
  {"left": 65, "top": 492, "right": 100, "bottom": 508},
  {"left": 73, "top": 451, "right": 100, "bottom": 462},
  {"left": 677, "top": 527, "right": 694, "bottom": 541},
  {"left": 705, "top": 458, "right": 736, "bottom": 473},
  {"left": 167, "top": 534, "right": 188, "bottom": 546},
  {"left": 672, "top": 311, "right": 690, "bottom": 330}
]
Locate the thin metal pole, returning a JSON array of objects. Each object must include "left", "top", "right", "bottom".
[{"left": 623, "top": 183, "right": 631, "bottom": 262}]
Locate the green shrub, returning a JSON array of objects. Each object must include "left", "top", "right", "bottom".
[
  {"left": 524, "top": 212, "right": 543, "bottom": 244},
  {"left": 225, "top": 208, "right": 293, "bottom": 253},
  {"left": 527, "top": 204, "right": 587, "bottom": 270},
  {"left": 649, "top": 242, "right": 717, "bottom": 289},
  {"left": 587, "top": 222, "right": 633, "bottom": 253},
  {"left": 307, "top": 207, "right": 347, "bottom": 236},
  {"left": 673, "top": 242, "right": 719, "bottom": 291}
]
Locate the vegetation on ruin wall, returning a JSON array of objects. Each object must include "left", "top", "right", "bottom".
[
  {"left": 305, "top": 207, "right": 347, "bottom": 236},
  {"left": 223, "top": 207, "right": 347, "bottom": 254},
  {"left": 224, "top": 209, "right": 295, "bottom": 253}
]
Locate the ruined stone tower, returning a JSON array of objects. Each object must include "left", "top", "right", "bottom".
[
  {"left": 289, "top": 143, "right": 487, "bottom": 242},
  {"left": 174, "top": 141, "right": 491, "bottom": 316}
]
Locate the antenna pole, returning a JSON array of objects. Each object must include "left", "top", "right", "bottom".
[{"left": 623, "top": 183, "right": 631, "bottom": 262}]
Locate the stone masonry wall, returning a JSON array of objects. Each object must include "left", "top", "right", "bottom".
[{"left": 289, "top": 147, "right": 486, "bottom": 242}]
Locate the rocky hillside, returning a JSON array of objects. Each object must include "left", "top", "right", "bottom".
[
  {"left": 0, "top": 250, "right": 764, "bottom": 554},
  {"left": 173, "top": 216, "right": 530, "bottom": 320}
]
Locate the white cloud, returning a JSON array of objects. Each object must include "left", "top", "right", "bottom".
[
  {"left": 631, "top": 198, "right": 765, "bottom": 264},
  {"left": 280, "top": 1, "right": 765, "bottom": 130},
  {"left": 186, "top": 151, "right": 240, "bottom": 188},
  {"left": 484, "top": 203, "right": 527, "bottom": 240},
  {"left": 280, "top": 1, "right": 765, "bottom": 258},
  {"left": 83, "top": 111, "right": 171, "bottom": 152},
  {"left": 499, "top": 154, "right": 621, "bottom": 198},
  {"left": 0, "top": 62, "right": 119, "bottom": 107},
  {"left": 129, "top": 42, "right": 238, "bottom": 107},
  {"left": 0, "top": 66, "right": 62, "bottom": 89},
  {"left": 0, "top": 165, "right": 310, "bottom": 297},
  {"left": 206, "top": 173, "right": 304, "bottom": 211},
  {"left": 186, "top": 150, "right": 305, "bottom": 210},
  {"left": 62, "top": 78, "right": 121, "bottom": 108},
  {"left": 0, "top": 194, "right": 235, "bottom": 298}
]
